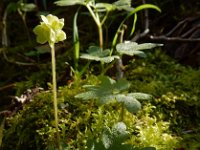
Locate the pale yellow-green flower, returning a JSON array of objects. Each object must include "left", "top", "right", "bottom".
[{"left": 33, "top": 14, "right": 66, "bottom": 45}]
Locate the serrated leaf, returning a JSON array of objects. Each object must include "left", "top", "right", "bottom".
[
  {"left": 113, "top": 78, "right": 130, "bottom": 92},
  {"left": 75, "top": 91, "right": 97, "bottom": 100},
  {"left": 75, "top": 76, "right": 132, "bottom": 104},
  {"left": 128, "top": 93, "right": 152, "bottom": 100},
  {"left": 80, "top": 46, "right": 119, "bottom": 63},
  {"left": 115, "top": 94, "right": 141, "bottom": 114},
  {"left": 135, "top": 43, "right": 163, "bottom": 50},
  {"left": 55, "top": 0, "right": 85, "bottom": 6},
  {"left": 116, "top": 42, "right": 163, "bottom": 57}
]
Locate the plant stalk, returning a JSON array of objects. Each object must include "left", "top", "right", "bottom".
[
  {"left": 98, "top": 24, "right": 103, "bottom": 50},
  {"left": 50, "top": 43, "right": 62, "bottom": 150}
]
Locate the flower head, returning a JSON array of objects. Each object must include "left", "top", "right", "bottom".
[{"left": 33, "top": 14, "right": 66, "bottom": 44}]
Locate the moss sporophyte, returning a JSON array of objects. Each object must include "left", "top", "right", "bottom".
[{"left": 33, "top": 14, "right": 66, "bottom": 150}]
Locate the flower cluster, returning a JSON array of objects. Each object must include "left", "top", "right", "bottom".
[{"left": 33, "top": 14, "right": 66, "bottom": 44}]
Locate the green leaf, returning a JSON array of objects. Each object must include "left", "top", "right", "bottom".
[
  {"left": 130, "top": 13, "right": 137, "bottom": 36},
  {"left": 115, "top": 94, "right": 141, "bottom": 114},
  {"left": 20, "top": 3, "right": 37, "bottom": 12},
  {"left": 80, "top": 46, "right": 119, "bottom": 63},
  {"left": 111, "top": 122, "right": 128, "bottom": 139},
  {"left": 116, "top": 42, "right": 163, "bottom": 57},
  {"left": 128, "top": 93, "right": 152, "bottom": 100},
  {"left": 73, "top": 8, "right": 80, "bottom": 69},
  {"left": 101, "top": 122, "right": 129, "bottom": 149},
  {"left": 75, "top": 76, "right": 131, "bottom": 104},
  {"left": 113, "top": 0, "right": 134, "bottom": 11},
  {"left": 74, "top": 91, "right": 97, "bottom": 100},
  {"left": 55, "top": 0, "right": 85, "bottom": 6},
  {"left": 95, "top": 3, "right": 114, "bottom": 12},
  {"left": 112, "top": 4, "right": 161, "bottom": 47},
  {"left": 113, "top": 78, "right": 130, "bottom": 92}
]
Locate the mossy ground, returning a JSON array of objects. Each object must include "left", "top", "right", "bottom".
[{"left": 1, "top": 49, "right": 199, "bottom": 150}]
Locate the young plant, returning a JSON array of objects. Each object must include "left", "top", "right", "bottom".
[
  {"left": 75, "top": 76, "right": 152, "bottom": 120},
  {"left": 33, "top": 14, "right": 66, "bottom": 150}
]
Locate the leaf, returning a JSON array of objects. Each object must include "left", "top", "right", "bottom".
[
  {"left": 113, "top": 78, "right": 130, "bottom": 92},
  {"left": 128, "top": 93, "right": 152, "bottom": 100},
  {"left": 116, "top": 42, "right": 163, "bottom": 57},
  {"left": 135, "top": 43, "right": 163, "bottom": 50},
  {"left": 113, "top": 0, "right": 134, "bottom": 11},
  {"left": 74, "top": 91, "right": 97, "bottom": 100},
  {"left": 20, "top": 3, "right": 37, "bottom": 12},
  {"left": 102, "top": 129, "right": 113, "bottom": 149},
  {"left": 111, "top": 122, "right": 128, "bottom": 139},
  {"left": 112, "top": 4, "right": 161, "bottom": 47},
  {"left": 115, "top": 94, "right": 141, "bottom": 114},
  {"left": 130, "top": 13, "right": 137, "bottom": 36},
  {"left": 75, "top": 76, "right": 131, "bottom": 104},
  {"left": 95, "top": 3, "right": 114, "bottom": 12},
  {"left": 80, "top": 46, "right": 119, "bottom": 63},
  {"left": 73, "top": 8, "right": 80, "bottom": 69},
  {"left": 55, "top": 0, "right": 85, "bottom": 6}
]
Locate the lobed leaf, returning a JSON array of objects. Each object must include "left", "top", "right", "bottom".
[
  {"left": 128, "top": 93, "right": 152, "bottom": 100},
  {"left": 80, "top": 46, "right": 119, "bottom": 63},
  {"left": 115, "top": 94, "right": 141, "bottom": 114},
  {"left": 116, "top": 42, "right": 163, "bottom": 57}
]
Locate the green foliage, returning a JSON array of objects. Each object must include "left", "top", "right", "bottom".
[
  {"left": 134, "top": 116, "right": 180, "bottom": 150},
  {"left": 80, "top": 46, "right": 119, "bottom": 63},
  {"left": 75, "top": 76, "right": 152, "bottom": 114},
  {"left": 116, "top": 41, "right": 163, "bottom": 57},
  {"left": 2, "top": 92, "right": 54, "bottom": 150},
  {"left": 87, "top": 122, "right": 133, "bottom": 150},
  {"left": 2, "top": 79, "right": 180, "bottom": 149},
  {"left": 125, "top": 49, "right": 200, "bottom": 149},
  {"left": 3, "top": 1, "right": 199, "bottom": 150}
]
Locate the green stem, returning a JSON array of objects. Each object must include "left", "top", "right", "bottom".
[
  {"left": 50, "top": 43, "right": 62, "bottom": 150},
  {"left": 98, "top": 24, "right": 103, "bottom": 50},
  {"left": 86, "top": 4, "right": 103, "bottom": 49}
]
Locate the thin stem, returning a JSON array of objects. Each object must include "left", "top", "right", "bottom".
[
  {"left": 86, "top": 4, "right": 103, "bottom": 49},
  {"left": 50, "top": 43, "right": 62, "bottom": 150},
  {"left": 98, "top": 24, "right": 103, "bottom": 50},
  {"left": 86, "top": 5, "right": 100, "bottom": 26}
]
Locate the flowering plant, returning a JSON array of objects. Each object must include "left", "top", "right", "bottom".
[{"left": 33, "top": 14, "right": 66, "bottom": 45}]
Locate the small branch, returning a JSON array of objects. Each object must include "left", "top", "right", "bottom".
[
  {"left": 0, "top": 83, "right": 16, "bottom": 91},
  {"left": 149, "top": 35, "right": 200, "bottom": 42},
  {"left": 165, "top": 17, "right": 195, "bottom": 37}
]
